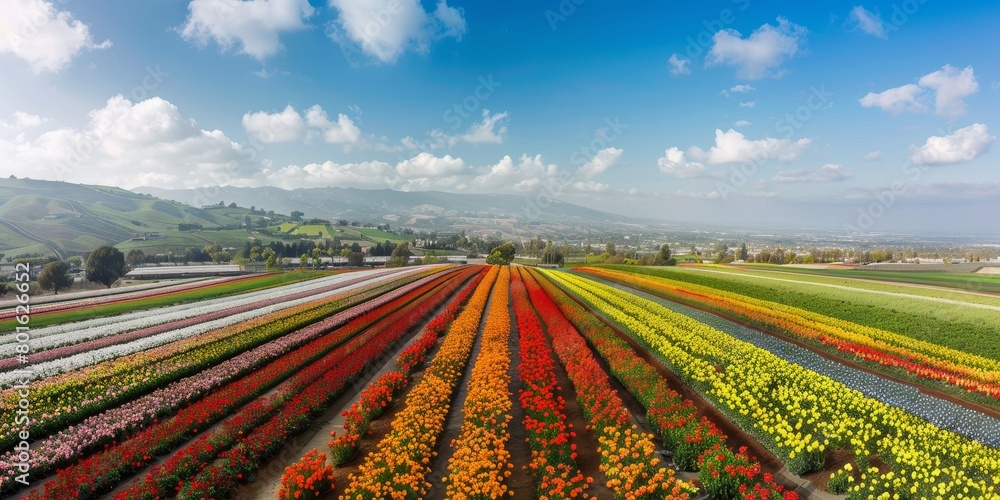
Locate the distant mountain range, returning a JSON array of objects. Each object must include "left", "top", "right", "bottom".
[
  {"left": 134, "top": 185, "right": 632, "bottom": 227},
  {"left": 0, "top": 178, "right": 640, "bottom": 259}
]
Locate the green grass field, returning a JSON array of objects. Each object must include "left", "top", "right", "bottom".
[{"left": 739, "top": 263, "right": 1000, "bottom": 294}]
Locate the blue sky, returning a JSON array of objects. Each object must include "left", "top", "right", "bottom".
[{"left": 1, "top": 0, "right": 998, "bottom": 234}]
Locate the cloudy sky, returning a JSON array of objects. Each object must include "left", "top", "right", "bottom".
[{"left": 1, "top": 1, "right": 998, "bottom": 234}]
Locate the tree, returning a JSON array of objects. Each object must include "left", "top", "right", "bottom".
[
  {"left": 126, "top": 249, "right": 146, "bottom": 268},
  {"left": 38, "top": 261, "right": 74, "bottom": 294},
  {"left": 347, "top": 252, "right": 364, "bottom": 267},
  {"left": 486, "top": 242, "right": 516, "bottom": 265},
  {"left": 86, "top": 246, "right": 127, "bottom": 288},
  {"left": 653, "top": 244, "right": 677, "bottom": 266},
  {"left": 388, "top": 242, "right": 412, "bottom": 268},
  {"left": 739, "top": 243, "right": 749, "bottom": 261},
  {"left": 540, "top": 243, "right": 564, "bottom": 266},
  {"left": 66, "top": 256, "right": 83, "bottom": 268},
  {"left": 290, "top": 211, "right": 305, "bottom": 222},
  {"left": 605, "top": 242, "right": 616, "bottom": 256},
  {"left": 0, "top": 276, "right": 9, "bottom": 298},
  {"left": 300, "top": 253, "right": 309, "bottom": 269}
]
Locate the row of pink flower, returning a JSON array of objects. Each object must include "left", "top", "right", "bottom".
[
  {"left": 0, "top": 272, "right": 387, "bottom": 372},
  {"left": 0, "top": 269, "right": 449, "bottom": 488},
  {"left": 0, "top": 271, "right": 402, "bottom": 386},
  {"left": 0, "top": 271, "right": 366, "bottom": 351},
  {"left": 0, "top": 268, "right": 432, "bottom": 447},
  {"left": 0, "top": 276, "right": 241, "bottom": 318}
]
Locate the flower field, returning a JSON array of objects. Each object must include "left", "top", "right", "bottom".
[{"left": 2, "top": 264, "right": 998, "bottom": 499}]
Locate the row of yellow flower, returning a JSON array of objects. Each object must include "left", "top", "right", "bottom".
[
  {"left": 444, "top": 266, "right": 514, "bottom": 499},
  {"left": 580, "top": 267, "right": 1000, "bottom": 388},
  {"left": 341, "top": 265, "right": 500, "bottom": 499},
  {"left": 543, "top": 270, "right": 1000, "bottom": 499}
]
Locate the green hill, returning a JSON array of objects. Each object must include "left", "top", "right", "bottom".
[{"left": 0, "top": 177, "right": 245, "bottom": 259}]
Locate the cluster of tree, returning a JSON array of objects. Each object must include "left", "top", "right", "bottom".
[
  {"left": 387, "top": 242, "right": 412, "bottom": 268},
  {"left": 32, "top": 245, "right": 128, "bottom": 295},
  {"left": 177, "top": 223, "right": 204, "bottom": 231},
  {"left": 368, "top": 241, "right": 400, "bottom": 257}
]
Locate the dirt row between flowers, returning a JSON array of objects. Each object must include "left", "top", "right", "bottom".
[{"left": 547, "top": 272, "right": 815, "bottom": 497}]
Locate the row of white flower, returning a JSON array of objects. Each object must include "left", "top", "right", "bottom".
[
  {"left": 0, "top": 271, "right": 388, "bottom": 351},
  {"left": 0, "top": 277, "right": 217, "bottom": 310},
  {"left": 0, "top": 268, "right": 427, "bottom": 387}
]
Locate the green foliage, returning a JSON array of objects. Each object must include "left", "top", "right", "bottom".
[
  {"left": 347, "top": 251, "right": 364, "bottom": 267},
  {"left": 387, "top": 242, "right": 412, "bottom": 267},
  {"left": 86, "top": 245, "right": 127, "bottom": 288},
  {"left": 653, "top": 244, "right": 676, "bottom": 266},
  {"left": 486, "top": 242, "right": 516, "bottom": 265},
  {"left": 38, "top": 261, "right": 74, "bottom": 294}
]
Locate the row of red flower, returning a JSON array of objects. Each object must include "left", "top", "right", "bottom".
[
  {"left": 21, "top": 268, "right": 462, "bottom": 499},
  {"left": 509, "top": 268, "right": 591, "bottom": 499},
  {"left": 518, "top": 268, "right": 693, "bottom": 500},
  {"left": 528, "top": 268, "right": 798, "bottom": 500}
]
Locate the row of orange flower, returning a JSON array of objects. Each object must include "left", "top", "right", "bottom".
[
  {"left": 444, "top": 266, "right": 514, "bottom": 498},
  {"left": 341, "top": 265, "right": 500, "bottom": 498}
]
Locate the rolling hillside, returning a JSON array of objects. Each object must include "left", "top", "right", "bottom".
[{"left": 0, "top": 177, "right": 244, "bottom": 258}]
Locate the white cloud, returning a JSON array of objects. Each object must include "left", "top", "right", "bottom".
[
  {"left": 772, "top": 163, "right": 852, "bottom": 183},
  {"left": 863, "top": 150, "right": 882, "bottom": 161},
  {"left": 304, "top": 105, "right": 363, "bottom": 144},
  {"left": 1, "top": 112, "right": 47, "bottom": 130},
  {"left": 738, "top": 100, "right": 757, "bottom": 108},
  {"left": 848, "top": 6, "right": 886, "bottom": 38},
  {"left": 706, "top": 17, "right": 808, "bottom": 79},
  {"left": 461, "top": 109, "right": 508, "bottom": 144},
  {"left": 859, "top": 65, "right": 979, "bottom": 117},
  {"left": 180, "top": 0, "right": 314, "bottom": 60},
  {"left": 577, "top": 147, "right": 622, "bottom": 179},
  {"left": 396, "top": 152, "right": 466, "bottom": 178},
  {"left": 731, "top": 84, "right": 756, "bottom": 93},
  {"left": 404, "top": 109, "right": 509, "bottom": 150},
  {"left": 657, "top": 147, "right": 708, "bottom": 178},
  {"left": 909, "top": 123, "right": 995, "bottom": 165},
  {"left": 918, "top": 65, "right": 979, "bottom": 118},
  {"left": 0, "top": 0, "right": 110, "bottom": 73},
  {"left": 434, "top": 1, "right": 466, "bottom": 39},
  {"left": 694, "top": 129, "right": 810, "bottom": 164},
  {"left": 734, "top": 120, "right": 752, "bottom": 127},
  {"left": 266, "top": 160, "right": 396, "bottom": 190},
  {"left": 858, "top": 84, "right": 926, "bottom": 114},
  {"left": 668, "top": 53, "right": 690, "bottom": 76},
  {"left": 328, "top": 0, "right": 466, "bottom": 64},
  {"left": 660, "top": 129, "right": 810, "bottom": 178},
  {"left": 1, "top": 95, "right": 257, "bottom": 189},
  {"left": 242, "top": 105, "right": 306, "bottom": 143}
]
